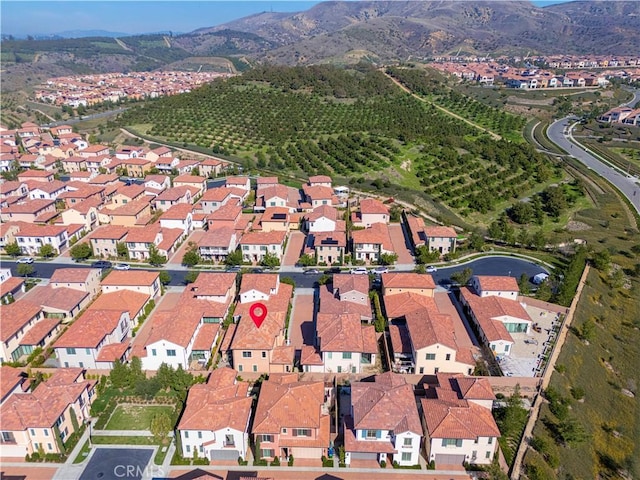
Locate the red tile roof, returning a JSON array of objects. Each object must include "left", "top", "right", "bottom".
[
  {"left": 187, "top": 273, "right": 236, "bottom": 298},
  {"left": 381, "top": 272, "right": 436, "bottom": 291},
  {"left": 50, "top": 268, "right": 98, "bottom": 284},
  {"left": 0, "top": 301, "right": 42, "bottom": 343},
  {"left": 174, "top": 174, "right": 206, "bottom": 184},
  {"left": 424, "top": 226, "right": 458, "bottom": 238},
  {"left": 351, "top": 223, "right": 394, "bottom": 251},
  {"left": 199, "top": 226, "right": 236, "bottom": 247},
  {"left": 474, "top": 275, "right": 519, "bottom": 293},
  {"left": 404, "top": 309, "right": 456, "bottom": 350},
  {"left": 359, "top": 198, "right": 389, "bottom": 215},
  {"left": 89, "top": 290, "right": 150, "bottom": 320},
  {"left": 88, "top": 225, "right": 129, "bottom": 240},
  {"left": 238, "top": 230, "right": 286, "bottom": 246},
  {"left": 101, "top": 270, "right": 159, "bottom": 287},
  {"left": 160, "top": 203, "right": 193, "bottom": 220},
  {"left": 27, "top": 285, "right": 88, "bottom": 313},
  {"left": 421, "top": 398, "right": 500, "bottom": 440},
  {"left": 316, "top": 313, "right": 377, "bottom": 353},
  {"left": 201, "top": 187, "right": 232, "bottom": 202},
  {"left": 192, "top": 323, "right": 221, "bottom": 351},
  {"left": 383, "top": 292, "right": 439, "bottom": 319},
  {"left": 308, "top": 175, "right": 332, "bottom": 184},
  {"left": 0, "top": 366, "right": 25, "bottom": 401},
  {"left": 460, "top": 288, "right": 520, "bottom": 343},
  {"left": 54, "top": 310, "right": 127, "bottom": 348},
  {"left": 18, "top": 318, "right": 61, "bottom": 346},
  {"left": 95, "top": 342, "right": 129, "bottom": 362}
]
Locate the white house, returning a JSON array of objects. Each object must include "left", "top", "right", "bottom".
[
  {"left": 304, "top": 205, "right": 341, "bottom": 233},
  {"left": 344, "top": 373, "right": 422, "bottom": 467},
  {"left": 238, "top": 230, "right": 286, "bottom": 263},
  {"left": 470, "top": 276, "right": 520, "bottom": 300},
  {"left": 239, "top": 274, "right": 280, "bottom": 304},
  {"left": 178, "top": 367, "right": 252, "bottom": 461},
  {"left": 15, "top": 224, "right": 69, "bottom": 256}
]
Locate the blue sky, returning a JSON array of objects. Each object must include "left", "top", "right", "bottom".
[{"left": 1, "top": 0, "right": 572, "bottom": 37}]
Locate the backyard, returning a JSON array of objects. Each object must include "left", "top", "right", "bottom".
[{"left": 105, "top": 404, "right": 176, "bottom": 430}]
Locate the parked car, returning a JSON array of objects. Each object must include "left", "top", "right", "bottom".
[
  {"left": 327, "top": 267, "right": 342, "bottom": 274},
  {"left": 251, "top": 267, "right": 264, "bottom": 274},
  {"left": 426, "top": 265, "right": 437, "bottom": 273},
  {"left": 374, "top": 266, "right": 389, "bottom": 274},
  {"left": 226, "top": 265, "right": 241, "bottom": 272},
  {"left": 351, "top": 267, "right": 368, "bottom": 275},
  {"left": 114, "top": 263, "right": 130, "bottom": 271},
  {"left": 16, "top": 257, "right": 34, "bottom": 264},
  {"left": 91, "top": 260, "right": 113, "bottom": 270},
  {"left": 304, "top": 268, "right": 320, "bottom": 275}
]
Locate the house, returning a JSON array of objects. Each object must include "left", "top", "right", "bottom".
[
  {"left": 256, "top": 184, "right": 298, "bottom": 213},
  {"left": 308, "top": 175, "right": 332, "bottom": 188},
  {"left": 120, "top": 158, "right": 153, "bottom": 178},
  {"left": 304, "top": 205, "right": 343, "bottom": 233},
  {"left": 144, "top": 174, "right": 170, "bottom": 192},
  {"left": 200, "top": 187, "right": 233, "bottom": 214},
  {"left": 206, "top": 202, "right": 242, "bottom": 230},
  {"left": 317, "top": 274, "right": 372, "bottom": 322},
  {"left": 27, "top": 180, "right": 67, "bottom": 201},
  {"left": 0, "top": 366, "right": 27, "bottom": 405},
  {"left": 405, "top": 215, "right": 457, "bottom": 255},
  {"left": 17, "top": 170, "right": 55, "bottom": 183},
  {"left": 256, "top": 176, "right": 279, "bottom": 188},
  {"left": 238, "top": 230, "right": 287, "bottom": 263},
  {"left": 0, "top": 368, "right": 96, "bottom": 457},
  {"left": 154, "top": 156, "right": 180, "bottom": 173},
  {"left": 24, "top": 284, "right": 90, "bottom": 322},
  {"left": 175, "top": 159, "right": 201, "bottom": 175},
  {"left": 153, "top": 186, "right": 196, "bottom": 212},
  {"left": 59, "top": 198, "right": 100, "bottom": 231},
  {"left": 0, "top": 301, "right": 44, "bottom": 363},
  {"left": 58, "top": 185, "right": 105, "bottom": 209},
  {"left": 84, "top": 156, "right": 112, "bottom": 174},
  {"left": 225, "top": 176, "right": 251, "bottom": 191},
  {"left": 0, "top": 269, "right": 24, "bottom": 304},
  {"left": 470, "top": 276, "right": 520, "bottom": 300},
  {"left": 106, "top": 198, "right": 152, "bottom": 227},
  {"left": 88, "top": 225, "right": 129, "bottom": 258},
  {"left": 251, "top": 374, "right": 332, "bottom": 462},
  {"left": 173, "top": 174, "right": 207, "bottom": 197},
  {"left": 259, "top": 207, "right": 290, "bottom": 232},
  {"left": 0, "top": 181, "right": 28, "bottom": 200},
  {"left": 125, "top": 225, "right": 183, "bottom": 260},
  {"left": 88, "top": 290, "right": 151, "bottom": 325},
  {"left": 78, "top": 144, "right": 110, "bottom": 158},
  {"left": 352, "top": 198, "right": 389, "bottom": 227},
  {"left": 0, "top": 223, "right": 21, "bottom": 254},
  {"left": 302, "top": 184, "right": 335, "bottom": 209},
  {"left": 54, "top": 309, "right": 131, "bottom": 369},
  {"left": 177, "top": 367, "right": 252, "bottom": 462},
  {"left": 15, "top": 224, "right": 69, "bottom": 256},
  {"left": 306, "top": 232, "right": 346, "bottom": 266},
  {"left": 198, "top": 227, "right": 238, "bottom": 263},
  {"left": 421, "top": 373, "right": 500, "bottom": 466},
  {"left": 111, "top": 184, "right": 146, "bottom": 206},
  {"left": 115, "top": 146, "right": 145, "bottom": 160},
  {"left": 101, "top": 270, "right": 161, "bottom": 299},
  {"left": 300, "top": 312, "right": 377, "bottom": 374},
  {"left": 61, "top": 156, "right": 87, "bottom": 173},
  {"left": 49, "top": 268, "right": 102, "bottom": 299},
  {"left": 145, "top": 146, "right": 174, "bottom": 162},
  {"left": 0, "top": 199, "right": 56, "bottom": 223},
  {"left": 344, "top": 373, "right": 422, "bottom": 467},
  {"left": 381, "top": 273, "right": 436, "bottom": 298},
  {"left": 159, "top": 203, "right": 193, "bottom": 235},
  {"left": 198, "top": 158, "right": 225, "bottom": 178},
  {"left": 351, "top": 223, "right": 394, "bottom": 263}
]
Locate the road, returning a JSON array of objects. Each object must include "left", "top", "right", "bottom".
[
  {"left": 547, "top": 89, "right": 640, "bottom": 214},
  {"left": 2, "top": 256, "right": 546, "bottom": 288},
  {"left": 42, "top": 107, "right": 128, "bottom": 128}
]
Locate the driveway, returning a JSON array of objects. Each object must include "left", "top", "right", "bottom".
[
  {"left": 288, "top": 289, "right": 316, "bottom": 357},
  {"left": 167, "top": 230, "right": 204, "bottom": 266},
  {"left": 388, "top": 223, "right": 414, "bottom": 264},
  {"left": 282, "top": 231, "right": 306, "bottom": 266}
]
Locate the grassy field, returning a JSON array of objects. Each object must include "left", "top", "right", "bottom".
[
  {"left": 91, "top": 435, "right": 161, "bottom": 445},
  {"left": 105, "top": 405, "right": 175, "bottom": 430}
]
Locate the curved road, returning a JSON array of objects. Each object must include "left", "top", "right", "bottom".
[{"left": 547, "top": 89, "right": 640, "bottom": 214}]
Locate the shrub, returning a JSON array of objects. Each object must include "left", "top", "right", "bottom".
[
  {"left": 380, "top": 460, "right": 386, "bottom": 468},
  {"left": 253, "top": 458, "right": 268, "bottom": 466},
  {"left": 321, "top": 455, "right": 333, "bottom": 467},
  {"left": 428, "top": 460, "right": 436, "bottom": 470},
  {"left": 288, "top": 454, "right": 294, "bottom": 466},
  {"left": 270, "top": 457, "right": 280, "bottom": 466},
  {"left": 237, "top": 456, "right": 248, "bottom": 466}
]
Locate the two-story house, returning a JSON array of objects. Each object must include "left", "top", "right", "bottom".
[
  {"left": 238, "top": 230, "right": 287, "bottom": 264},
  {"left": 351, "top": 198, "right": 389, "bottom": 228},
  {"left": 199, "top": 187, "right": 233, "bottom": 214},
  {"left": 15, "top": 224, "right": 69, "bottom": 256},
  {"left": 198, "top": 226, "right": 238, "bottom": 263},
  {"left": 0, "top": 301, "right": 44, "bottom": 363},
  {"left": 88, "top": 225, "right": 129, "bottom": 258},
  {"left": 405, "top": 215, "right": 457, "bottom": 255},
  {"left": 344, "top": 373, "right": 422, "bottom": 467},
  {"left": 351, "top": 223, "right": 394, "bottom": 263}
]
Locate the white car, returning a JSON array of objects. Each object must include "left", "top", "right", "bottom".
[
  {"left": 351, "top": 267, "right": 368, "bottom": 275},
  {"left": 426, "top": 265, "right": 437, "bottom": 273},
  {"left": 374, "top": 266, "right": 389, "bottom": 274},
  {"left": 114, "top": 263, "right": 130, "bottom": 271},
  {"left": 16, "top": 257, "right": 34, "bottom": 264}
]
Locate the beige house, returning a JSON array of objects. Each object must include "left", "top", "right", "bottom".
[
  {"left": 259, "top": 207, "right": 290, "bottom": 232},
  {"left": 0, "top": 199, "right": 56, "bottom": 223},
  {"left": 0, "top": 368, "right": 96, "bottom": 457},
  {"left": 59, "top": 198, "right": 100, "bottom": 231},
  {"left": 0, "top": 301, "right": 44, "bottom": 363},
  {"left": 306, "top": 232, "right": 346, "bottom": 265},
  {"left": 198, "top": 158, "right": 225, "bottom": 178},
  {"left": 381, "top": 273, "right": 436, "bottom": 298},
  {"left": 101, "top": 270, "right": 161, "bottom": 299},
  {"left": 88, "top": 225, "right": 129, "bottom": 258},
  {"left": 352, "top": 198, "right": 389, "bottom": 227},
  {"left": 106, "top": 199, "right": 152, "bottom": 227},
  {"left": 49, "top": 268, "right": 102, "bottom": 299},
  {"left": 173, "top": 174, "right": 207, "bottom": 196},
  {"left": 351, "top": 223, "right": 394, "bottom": 264}
]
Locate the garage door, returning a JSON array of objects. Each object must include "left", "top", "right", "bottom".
[
  {"left": 435, "top": 453, "right": 466, "bottom": 466},
  {"left": 350, "top": 452, "right": 377, "bottom": 460},
  {"left": 209, "top": 449, "right": 239, "bottom": 460}
]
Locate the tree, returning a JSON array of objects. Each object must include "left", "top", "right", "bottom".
[
  {"left": 532, "top": 230, "right": 546, "bottom": 250},
  {"left": 150, "top": 412, "right": 172, "bottom": 442},
  {"left": 450, "top": 267, "right": 473, "bottom": 286},
  {"left": 508, "top": 201, "right": 534, "bottom": 224},
  {"left": 116, "top": 242, "right": 129, "bottom": 259},
  {"left": 225, "top": 249, "right": 243, "bottom": 266},
  {"left": 148, "top": 245, "right": 167, "bottom": 266},
  {"left": 17, "top": 263, "right": 35, "bottom": 277},
  {"left": 184, "top": 271, "right": 199, "bottom": 284},
  {"left": 415, "top": 245, "right": 439, "bottom": 264},
  {"left": 378, "top": 252, "right": 398, "bottom": 265},
  {"left": 261, "top": 252, "right": 280, "bottom": 268},
  {"left": 70, "top": 242, "right": 92, "bottom": 261},
  {"left": 109, "top": 360, "right": 129, "bottom": 389},
  {"left": 4, "top": 241, "right": 21, "bottom": 257},
  {"left": 181, "top": 242, "right": 201, "bottom": 267},
  {"left": 518, "top": 273, "right": 531, "bottom": 295},
  {"left": 297, "top": 254, "right": 316, "bottom": 267},
  {"left": 535, "top": 280, "right": 552, "bottom": 302},
  {"left": 592, "top": 249, "right": 611, "bottom": 272},
  {"left": 38, "top": 244, "right": 55, "bottom": 258},
  {"left": 159, "top": 271, "right": 172, "bottom": 285},
  {"left": 468, "top": 231, "right": 484, "bottom": 251}
]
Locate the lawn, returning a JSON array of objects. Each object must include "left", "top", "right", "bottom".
[
  {"left": 90, "top": 435, "right": 162, "bottom": 445},
  {"left": 105, "top": 405, "right": 175, "bottom": 431}
]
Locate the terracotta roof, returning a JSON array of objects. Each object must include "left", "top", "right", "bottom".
[
  {"left": 0, "top": 181, "right": 25, "bottom": 195},
  {"left": 108, "top": 198, "right": 151, "bottom": 216},
  {"left": 383, "top": 292, "right": 439, "bottom": 319},
  {"left": 270, "top": 345, "right": 295, "bottom": 365},
  {"left": 305, "top": 204, "right": 338, "bottom": 222},
  {"left": 424, "top": 226, "right": 458, "bottom": 238},
  {"left": 404, "top": 309, "right": 457, "bottom": 350},
  {"left": 351, "top": 223, "right": 393, "bottom": 251},
  {"left": 309, "top": 231, "right": 346, "bottom": 249},
  {"left": 3, "top": 199, "right": 54, "bottom": 214},
  {"left": 300, "top": 345, "right": 324, "bottom": 365},
  {"left": 155, "top": 186, "right": 193, "bottom": 202},
  {"left": 95, "top": 342, "right": 129, "bottom": 362},
  {"left": 318, "top": 285, "right": 372, "bottom": 320},
  {"left": 157, "top": 228, "right": 183, "bottom": 251},
  {"left": 192, "top": 323, "right": 221, "bottom": 351},
  {"left": 421, "top": 398, "right": 500, "bottom": 440},
  {"left": 261, "top": 207, "right": 290, "bottom": 223},
  {"left": 88, "top": 225, "right": 128, "bottom": 240},
  {"left": 54, "top": 309, "right": 127, "bottom": 348},
  {"left": 0, "top": 366, "right": 25, "bottom": 401},
  {"left": 102, "top": 270, "right": 159, "bottom": 287},
  {"left": 207, "top": 202, "right": 242, "bottom": 222},
  {"left": 258, "top": 184, "right": 289, "bottom": 201},
  {"left": 27, "top": 285, "right": 88, "bottom": 313},
  {"left": 344, "top": 414, "right": 396, "bottom": 454},
  {"left": 308, "top": 175, "right": 332, "bottom": 184},
  {"left": 18, "top": 318, "right": 60, "bottom": 346},
  {"left": 239, "top": 274, "right": 279, "bottom": 298},
  {"left": 0, "top": 301, "right": 43, "bottom": 343},
  {"left": 83, "top": 144, "right": 110, "bottom": 153},
  {"left": 58, "top": 185, "right": 103, "bottom": 200},
  {"left": 125, "top": 225, "right": 161, "bottom": 243},
  {"left": 333, "top": 274, "right": 369, "bottom": 296},
  {"left": 359, "top": 198, "right": 389, "bottom": 215},
  {"left": 144, "top": 174, "right": 169, "bottom": 185},
  {"left": 381, "top": 272, "right": 436, "bottom": 291},
  {"left": 0, "top": 369, "right": 94, "bottom": 430},
  {"left": 220, "top": 323, "right": 236, "bottom": 353},
  {"left": 389, "top": 324, "right": 412, "bottom": 355},
  {"left": 187, "top": 273, "right": 236, "bottom": 298},
  {"left": 199, "top": 226, "right": 236, "bottom": 247},
  {"left": 178, "top": 368, "right": 252, "bottom": 432},
  {"left": 174, "top": 174, "right": 206, "bottom": 184},
  {"left": 351, "top": 372, "right": 421, "bottom": 434},
  {"left": 0, "top": 276, "right": 24, "bottom": 296},
  {"left": 474, "top": 275, "right": 519, "bottom": 293},
  {"left": 17, "top": 170, "right": 51, "bottom": 178},
  {"left": 257, "top": 176, "right": 278, "bottom": 185},
  {"left": 303, "top": 184, "right": 333, "bottom": 200},
  {"left": 88, "top": 173, "right": 120, "bottom": 185},
  {"left": 435, "top": 373, "right": 496, "bottom": 402},
  {"left": 66, "top": 197, "right": 101, "bottom": 214},
  {"left": 316, "top": 312, "right": 377, "bottom": 353},
  {"left": 27, "top": 180, "right": 67, "bottom": 194},
  {"left": 238, "top": 230, "right": 286, "bottom": 246},
  {"left": 89, "top": 290, "right": 150, "bottom": 319},
  {"left": 201, "top": 187, "right": 231, "bottom": 202},
  {"left": 252, "top": 375, "right": 326, "bottom": 434},
  {"left": 145, "top": 301, "right": 209, "bottom": 348},
  {"left": 225, "top": 176, "right": 250, "bottom": 187},
  {"left": 50, "top": 268, "right": 98, "bottom": 284},
  {"left": 459, "top": 288, "right": 518, "bottom": 343},
  {"left": 160, "top": 203, "right": 193, "bottom": 220},
  {"left": 115, "top": 183, "right": 145, "bottom": 200}
]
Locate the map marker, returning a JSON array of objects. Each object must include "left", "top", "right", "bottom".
[{"left": 250, "top": 302, "right": 267, "bottom": 328}]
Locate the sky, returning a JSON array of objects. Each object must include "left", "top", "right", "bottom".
[{"left": 1, "top": 0, "right": 573, "bottom": 37}]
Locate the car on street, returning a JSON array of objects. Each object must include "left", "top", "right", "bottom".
[
  {"left": 91, "top": 260, "right": 113, "bottom": 270},
  {"left": 374, "top": 266, "right": 389, "bottom": 274},
  {"left": 226, "top": 265, "right": 241, "bottom": 272},
  {"left": 114, "top": 263, "right": 130, "bottom": 271},
  {"left": 251, "top": 267, "right": 264, "bottom": 274},
  {"left": 327, "top": 267, "right": 342, "bottom": 274},
  {"left": 304, "top": 268, "right": 320, "bottom": 275},
  {"left": 351, "top": 267, "right": 368, "bottom": 275},
  {"left": 16, "top": 257, "right": 34, "bottom": 264},
  {"left": 426, "top": 265, "right": 437, "bottom": 273}
]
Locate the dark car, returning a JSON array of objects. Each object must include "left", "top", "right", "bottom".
[
  {"left": 91, "top": 260, "right": 113, "bottom": 270},
  {"left": 251, "top": 267, "right": 264, "bottom": 273},
  {"left": 226, "top": 265, "right": 241, "bottom": 273},
  {"left": 327, "top": 267, "right": 342, "bottom": 274}
]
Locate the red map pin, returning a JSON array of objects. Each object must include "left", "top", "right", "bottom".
[{"left": 249, "top": 302, "right": 268, "bottom": 328}]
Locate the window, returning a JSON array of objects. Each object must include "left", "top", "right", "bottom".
[
  {"left": 403, "top": 437, "right": 412, "bottom": 447},
  {"left": 34, "top": 442, "right": 39, "bottom": 450},
  {"left": 425, "top": 353, "right": 436, "bottom": 360},
  {"left": 327, "top": 352, "right": 332, "bottom": 359},
  {"left": 238, "top": 365, "right": 243, "bottom": 372},
  {"left": 474, "top": 438, "right": 478, "bottom": 444},
  {"left": 419, "top": 367, "right": 424, "bottom": 374},
  {"left": 66, "top": 348, "right": 76, "bottom": 355},
  {"left": 242, "top": 351, "right": 252, "bottom": 358},
  {"left": 30, "top": 429, "right": 35, "bottom": 436},
  {"left": 401, "top": 452, "right": 412, "bottom": 462},
  {"left": 262, "top": 351, "right": 267, "bottom": 358},
  {"left": 252, "top": 365, "right": 257, "bottom": 372},
  {"left": 342, "top": 352, "right": 352, "bottom": 359},
  {"left": 167, "top": 349, "right": 176, "bottom": 357},
  {"left": 260, "top": 434, "right": 274, "bottom": 443},
  {"left": 198, "top": 431, "right": 202, "bottom": 439},
  {"left": 486, "top": 451, "right": 491, "bottom": 459},
  {"left": 293, "top": 429, "right": 311, "bottom": 437},
  {"left": 86, "top": 348, "right": 91, "bottom": 355},
  {"left": 445, "top": 353, "right": 451, "bottom": 361},
  {"left": 504, "top": 344, "right": 510, "bottom": 352},
  {"left": 442, "top": 438, "right": 462, "bottom": 447},
  {"left": 184, "top": 431, "right": 189, "bottom": 439},
  {"left": 261, "top": 449, "right": 274, "bottom": 458},
  {"left": 434, "top": 367, "right": 439, "bottom": 373},
  {"left": 365, "top": 430, "right": 378, "bottom": 439},
  {"left": 472, "top": 450, "right": 477, "bottom": 459},
  {"left": 281, "top": 428, "right": 287, "bottom": 434},
  {"left": 47, "top": 443, "right": 53, "bottom": 451},
  {"left": 151, "top": 349, "right": 157, "bottom": 356},
  {"left": 79, "top": 362, "right": 84, "bottom": 368},
  {"left": 186, "top": 445, "right": 191, "bottom": 453},
  {"left": 488, "top": 437, "right": 493, "bottom": 444},
  {"left": 199, "top": 445, "right": 203, "bottom": 453},
  {"left": 44, "top": 430, "right": 49, "bottom": 437},
  {"left": 337, "top": 366, "right": 342, "bottom": 373}
]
